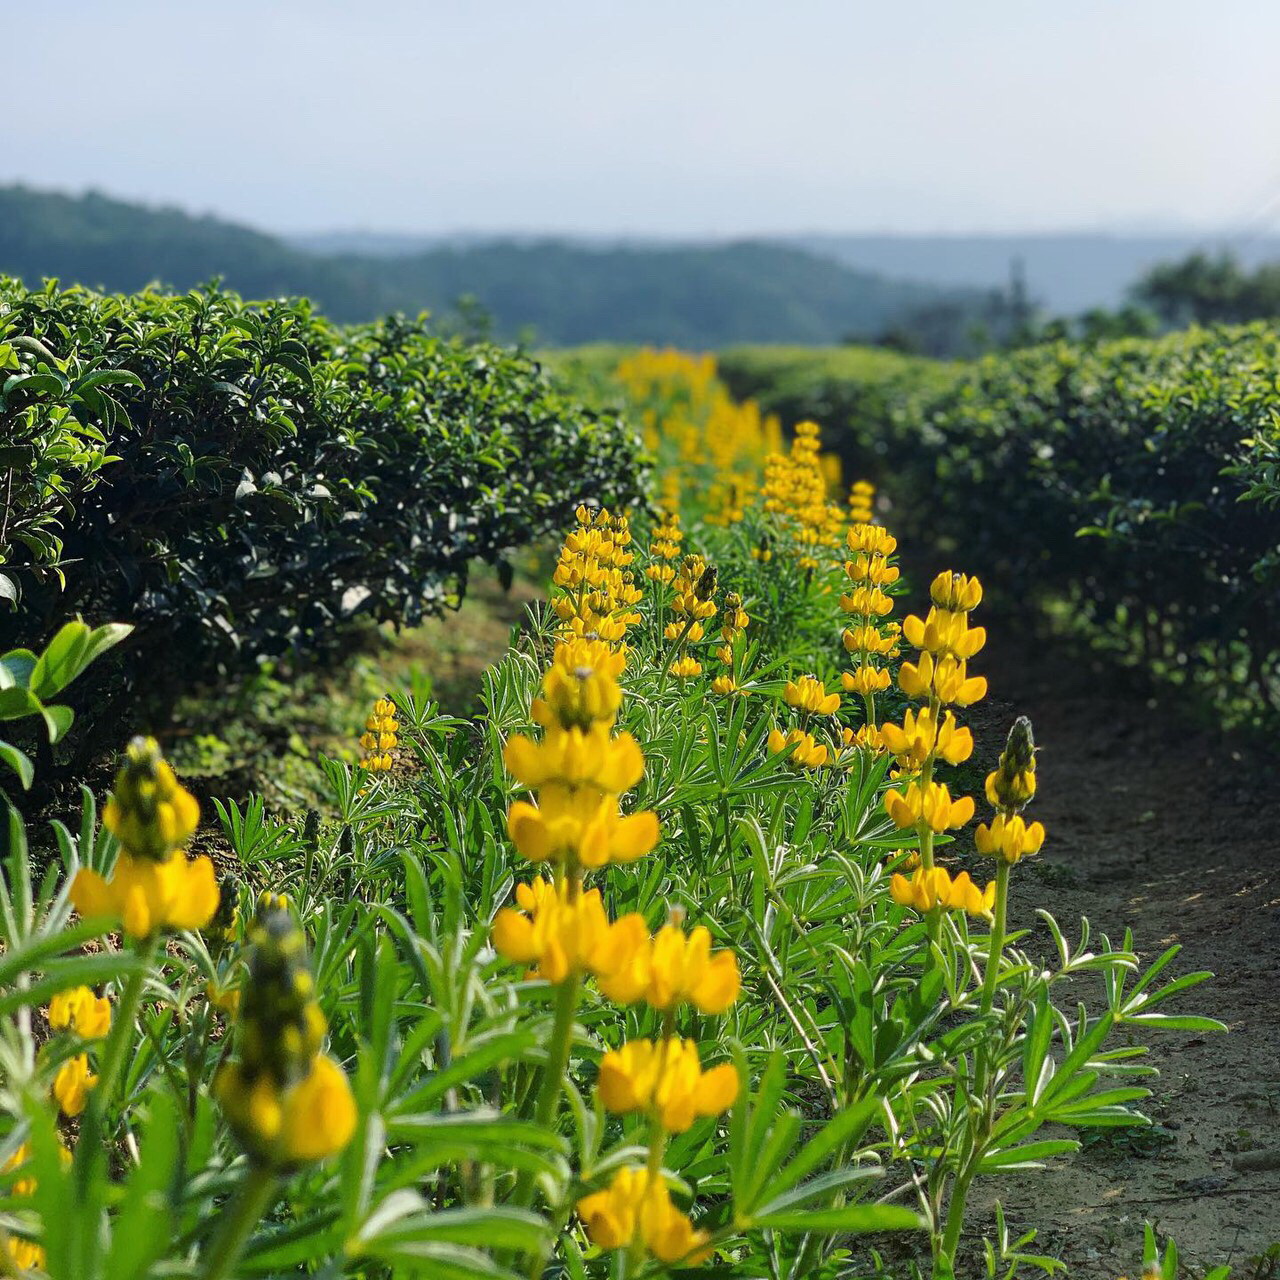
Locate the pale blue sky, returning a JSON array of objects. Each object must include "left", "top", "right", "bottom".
[{"left": 16, "top": 1, "right": 1280, "bottom": 236}]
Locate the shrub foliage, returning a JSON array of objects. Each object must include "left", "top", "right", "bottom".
[
  {"left": 720, "top": 329, "right": 1280, "bottom": 721},
  {"left": 0, "top": 279, "right": 645, "bottom": 717}
]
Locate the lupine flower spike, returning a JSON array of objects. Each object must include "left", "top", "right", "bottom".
[
  {"left": 71, "top": 736, "right": 218, "bottom": 939},
  {"left": 359, "top": 696, "right": 399, "bottom": 772},
  {"left": 214, "top": 894, "right": 357, "bottom": 1167}
]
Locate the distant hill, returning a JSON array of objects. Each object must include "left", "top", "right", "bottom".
[
  {"left": 0, "top": 185, "right": 977, "bottom": 345},
  {"left": 793, "top": 232, "right": 1280, "bottom": 314}
]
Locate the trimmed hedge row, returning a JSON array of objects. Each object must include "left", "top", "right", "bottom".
[
  {"left": 719, "top": 331, "right": 1280, "bottom": 722},
  {"left": 0, "top": 279, "right": 645, "bottom": 723}
]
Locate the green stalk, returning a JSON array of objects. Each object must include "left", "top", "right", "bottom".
[
  {"left": 979, "top": 860, "right": 1010, "bottom": 1016},
  {"left": 511, "top": 973, "right": 581, "bottom": 1210},
  {"left": 197, "top": 1165, "right": 280, "bottom": 1280},
  {"left": 74, "top": 936, "right": 157, "bottom": 1187}
]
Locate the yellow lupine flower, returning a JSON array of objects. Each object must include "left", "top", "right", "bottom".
[
  {"left": 668, "top": 656, "right": 703, "bottom": 679},
  {"left": 213, "top": 896, "right": 356, "bottom": 1168},
  {"left": 898, "top": 651, "right": 988, "bottom": 706},
  {"left": 930, "top": 570, "right": 983, "bottom": 612},
  {"left": 596, "top": 919, "right": 740, "bottom": 1014},
  {"left": 841, "top": 665, "right": 892, "bottom": 695},
  {"left": 577, "top": 1167, "right": 712, "bottom": 1264},
  {"left": 842, "top": 625, "right": 897, "bottom": 657},
  {"left": 539, "top": 637, "right": 626, "bottom": 729},
  {"left": 901, "top": 607, "right": 987, "bottom": 660},
  {"left": 101, "top": 736, "right": 199, "bottom": 860},
  {"left": 47, "top": 986, "right": 111, "bottom": 1040},
  {"left": 71, "top": 848, "right": 219, "bottom": 940},
  {"left": 598, "top": 1038, "right": 739, "bottom": 1132},
  {"left": 847, "top": 525, "right": 897, "bottom": 556},
  {"left": 783, "top": 676, "right": 840, "bottom": 715},
  {"left": 889, "top": 865, "right": 995, "bottom": 917},
  {"left": 884, "top": 780, "right": 975, "bottom": 833},
  {"left": 1, "top": 1140, "right": 69, "bottom": 1273},
  {"left": 506, "top": 784, "right": 659, "bottom": 868},
  {"left": 710, "top": 675, "right": 739, "bottom": 695},
  {"left": 215, "top": 1053, "right": 356, "bottom": 1166},
  {"left": 768, "top": 727, "right": 829, "bottom": 769},
  {"left": 879, "top": 707, "right": 973, "bottom": 769},
  {"left": 53, "top": 1053, "right": 97, "bottom": 1117},
  {"left": 985, "top": 715, "right": 1038, "bottom": 810},
  {"left": 503, "top": 724, "right": 644, "bottom": 793},
  {"left": 975, "top": 813, "right": 1046, "bottom": 863},
  {"left": 491, "top": 879, "right": 626, "bottom": 985}
]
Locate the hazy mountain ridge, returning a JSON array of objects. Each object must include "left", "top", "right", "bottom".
[{"left": 0, "top": 185, "right": 982, "bottom": 345}]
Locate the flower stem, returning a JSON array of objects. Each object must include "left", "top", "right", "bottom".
[
  {"left": 511, "top": 973, "right": 581, "bottom": 1212},
  {"left": 197, "top": 1164, "right": 280, "bottom": 1280},
  {"left": 74, "top": 936, "right": 157, "bottom": 1186},
  {"left": 979, "top": 860, "right": 1010, "bottom": 1016}
]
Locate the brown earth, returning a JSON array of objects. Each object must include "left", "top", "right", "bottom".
[{"left": 961, "top": 624, "right": 1280, "bottom": 1278}]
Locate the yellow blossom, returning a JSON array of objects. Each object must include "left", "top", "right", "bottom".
[
  {"left": 596, "top": 919, "right": 740, "bottom": 1014},
  {"left": 768, "top": 727, "right": 829, "bottom": 769},
  {"left": 47, "top": 986, "right": 111, "bottom": 1039},
  {"left": 783, "top": 676, "right": 840, "bottom": 715},
  {"left": 598, "top": 1038, "right": 739, "bottom": 1132},
  {"left": 504, "top": 724, "right": 644, "bottom": 793},
  {"left": 577, "top": 1167, "right": 712, "bottom": 1264},
  {"left": 930, "top": 570, "right": 983, "bottom": 612},
  {"left": 890, "top": 865, "right": 995, "bottom": 917},
  {"left": 72, "top": 848, "right": 219, "bottom": 940},
  {"left": 506, "top": 785, "right": 659, "bottom": 868},
  {"left": 53, "top": 1053, "right": 96, "bottom": 1117},
  {"left": 884, "top": 780, "right": 975, "bottom": 833},
  {"left": 975, "top": 813, "right": 1046, "bottom": 863}
]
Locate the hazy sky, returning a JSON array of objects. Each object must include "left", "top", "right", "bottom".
[{"left": 16, "top": 1, "right": 1280, "bottom": 237}]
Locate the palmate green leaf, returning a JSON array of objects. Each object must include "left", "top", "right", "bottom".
[
  {"left": 383, "top": 1110, "right": 570, "bottom": 1178},
  {"left": 977, "top": 1139, "right": 1080, "bottom": 1173},
  {"left": 754, "top": 1095, "right": 882, "bottom": 1205},
  {"left": 353, "top": 1199, "right": 549, "bottom": 1253},
  {"left": 750, "top": 1204, "right": 923, "bottom": 1233}
]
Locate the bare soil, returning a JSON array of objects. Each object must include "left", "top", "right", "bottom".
[{"left": 962, "top": 623, "right": 1280, "bottom": 1278}]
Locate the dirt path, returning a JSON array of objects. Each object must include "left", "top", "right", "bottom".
[{"left": 966, "top": 623, "right": 1280, "bottom": 1277}]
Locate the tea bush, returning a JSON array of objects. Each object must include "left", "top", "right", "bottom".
[
  {"left": 0, "top": 280, "right": 644, "bottom": 735},
  {"left": 0, "top": 354, "right": 1223, "bottom": 1280},
  {"left": 718, "top": 330, "right": 1280, "bottom": 722}
]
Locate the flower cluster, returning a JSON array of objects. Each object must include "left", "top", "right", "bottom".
[
  {"left": 616, "top": 349, "right": 780, "bottom": 525},
  {"left": 883, "top": 572, "right": 988, "bottom": 838},
  {"left": 577, "top": 1167, "right": 713, "bottom": 1265},
  {"left": 976, "top": 717, "right": 1046, "bottom": 863},
  {"left": 359, "top": 695, "right": 399, "bottom": 772},
  {"left": 760, "top": 421, "right": 846, "bottom": 572},
  {"left": 552, "top": 506, "right": 643, "bottom": 644},
  {"left": 213, "top": 894, "right": 356, "bottom": 1168},
  {"left": 768, "top": 674, "right": 842, "bottom": 770},
  {"left": 48, "top": 984, "right": 111, "bottom": 1119},
  {"left": 840, "top": 518, "right": 901, "bottom": 733},
  {"left": 597, "top": 1037, "right": 738, "bottom": 1132},
  {"left": 1, "top": 1141, "right": 69, "bottom": 1272},
  {"left": 711, "top": 591, "right": 749, "bottom": 694},
  {"left": 71, "top": 737, "right": 217, "bottom": 940},
  {"left": 493, "top": 633, "right": 740, "bottom": 1268},
  {"left": 848, "top": 478, "right": 875, "bottom": 525},
  {"left": 646, "top": 511, "right": 684, "bottom": 585},
  {"left": 890, "top": 864, "right": 995, "bottom": 917},
  {"left": 663, "top": 554, "right": 719, "bottom": 678},
  {"left": 504, "top": 637, "right": 659, "bottom": 871}
]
